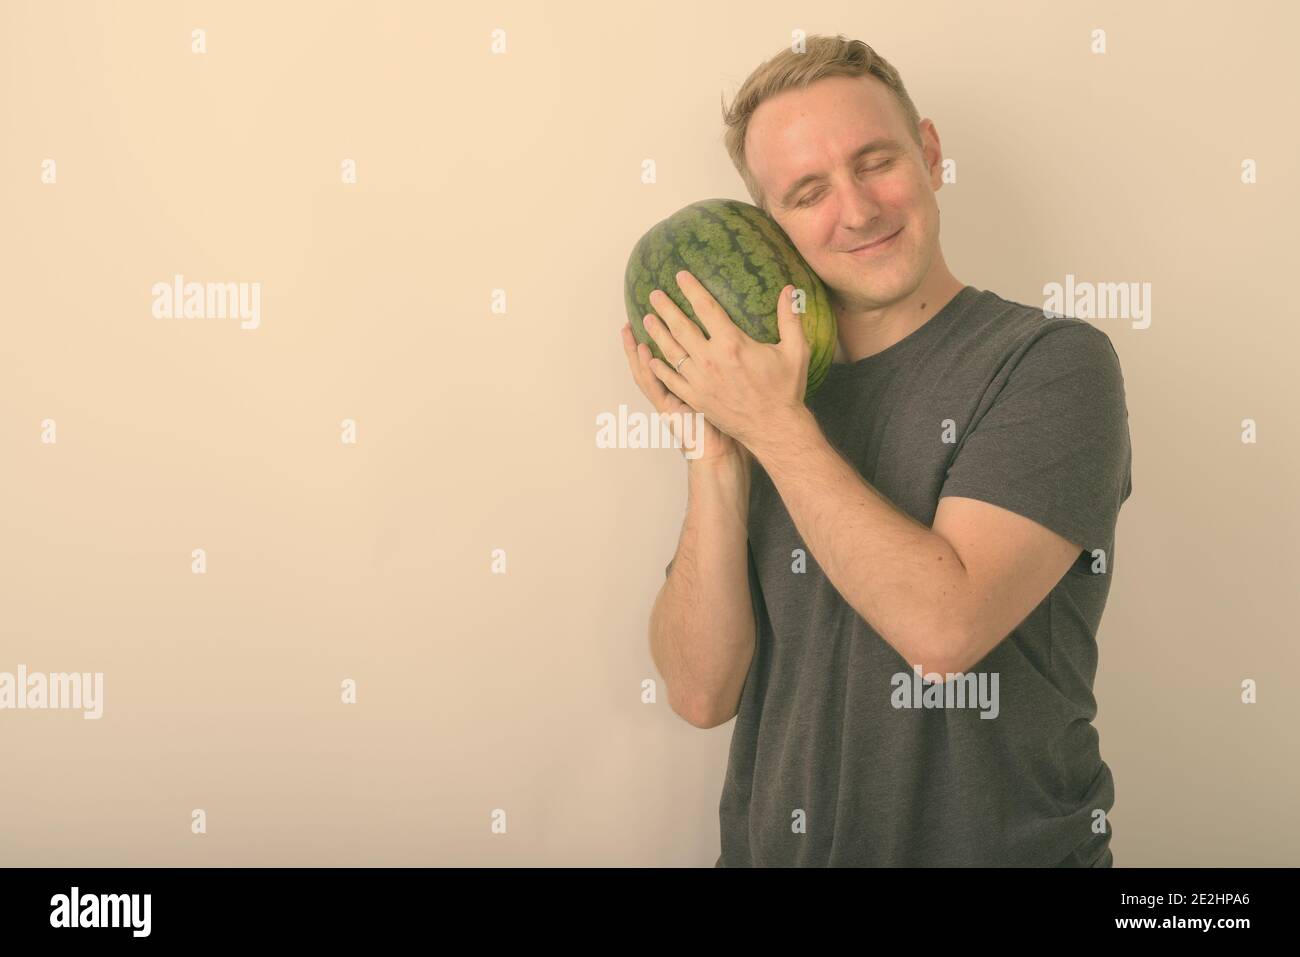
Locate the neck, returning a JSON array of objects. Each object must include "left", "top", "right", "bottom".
[{"left": 830, "top": 258, "right": 966, "bottom": 364}]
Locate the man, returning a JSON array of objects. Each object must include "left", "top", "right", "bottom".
[{"left": 619, "top": 35, "right": 1132, "bottom": 866}]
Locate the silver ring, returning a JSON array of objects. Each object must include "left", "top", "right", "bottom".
[{"left": 674, "top": 354, "right": 691, "bottom": 373}]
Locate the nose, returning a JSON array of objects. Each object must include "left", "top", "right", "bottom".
[{"left": 837, "top": 180, "right": 884, "bottom": 233}]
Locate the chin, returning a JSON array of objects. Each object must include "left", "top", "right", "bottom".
[{"left": 841, "top": 263, "right": 906, "bottom": 296}]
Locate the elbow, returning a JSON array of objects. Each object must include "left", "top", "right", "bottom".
[
  {"left": 673, "top": 694, "right": 734, "bottom": 730},
  {"left": 906, "top": 624, "right": 975, "bottom": 678},
  {"left": 685, "top": 710, "right": 734, "bottom": 730}
]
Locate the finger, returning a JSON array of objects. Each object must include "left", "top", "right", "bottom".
[
  {"left": 621, "top": 321, "right": 648, "bottom": 372},
  {"left": 642, "top": 342, "right": 700, "bottom": 414},
  {"left": 641, "top": 343, "right": 696, "bottom": 407},
  {"left": 624, "top": 322, "right": 701, "bottom": 414},
  {"left": 642, "top": 309, "right": 693, "bottom": 380},
  {"left": 622, "top": 323, "right": 671, "bottom": 405},
  {"left": 777, "top": 284, "right": 808, "bottom": 355},
  {"left": 648, "top": 284, "right": 711, "bottom": 356},
  {"left": 650, "top": 373, "right": 694, "bottom": 421},
  {"left": 620, "top": 322, "right": 646, "bottom": 379},
  {"left": 674, "top": 270, "right": 739, "bottom": 343},
  {"left": 646, "top": 352, "right": 698, "bottom": 408}
]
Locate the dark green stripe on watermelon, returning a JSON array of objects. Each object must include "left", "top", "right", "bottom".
[{"left": 623, "top": 198, "right": 838, "bottom": 401}]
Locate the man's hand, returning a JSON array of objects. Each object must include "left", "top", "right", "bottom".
[
  {"left": 641, "top": 270, "right": 812, "bottom": 458},
  {"left": 620, "top": 317, "right": 750, "bottom": 467}
]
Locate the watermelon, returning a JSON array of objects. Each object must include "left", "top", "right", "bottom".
[{"left": 623, "top": 198, "right": 837, "bottom": 400}]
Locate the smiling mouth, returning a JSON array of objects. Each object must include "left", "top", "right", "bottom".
[{"left": 845, "top": 227, "right": 902, "bottom": 253}]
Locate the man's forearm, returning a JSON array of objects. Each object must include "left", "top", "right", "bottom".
[
  {"left": 650, "top": 454, "right": 757, "bottom": 727},
  {"left": 750, "top": 407, "right": 973, "bottom": 674}
]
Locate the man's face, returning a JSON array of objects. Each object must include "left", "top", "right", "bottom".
[{"left": 746, "top": 74, "right": 945, "bottom": 310}]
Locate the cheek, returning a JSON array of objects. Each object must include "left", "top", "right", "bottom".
[
  {"left": 900, "top": 177, "right": 939, "bottom": 223},
  {"left": 881, "top": 175, "right": 919, "bottom": 204},
  {"left": 787, "top": 222, "right": 835, "bottom": 265},
  {"left": 867, "top": 168, "right": 927, "bottom": 214}
]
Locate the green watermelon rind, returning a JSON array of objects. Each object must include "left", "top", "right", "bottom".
[{"left": 623, "top": 198, "right": 838, "bottom": 401}]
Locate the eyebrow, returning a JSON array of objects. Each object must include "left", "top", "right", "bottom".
[{"left": 777, "top": 138, "right": 906, "bottom": 208}]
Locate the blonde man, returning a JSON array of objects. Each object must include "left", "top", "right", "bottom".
[{"left": 622, "top": 34, "right": 1132, "bottom": 867}]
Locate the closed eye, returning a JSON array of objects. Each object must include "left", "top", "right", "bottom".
[{"left": 795, "top": 159, "right": 895, "bottom": 208}]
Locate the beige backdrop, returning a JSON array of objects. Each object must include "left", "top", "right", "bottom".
[{"left": 1, "top": 0, "right": 1296, "bottom": 866}]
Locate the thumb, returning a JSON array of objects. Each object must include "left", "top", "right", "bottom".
[{"left": 777, "top": 284, "right": 809, "bottom": 357}]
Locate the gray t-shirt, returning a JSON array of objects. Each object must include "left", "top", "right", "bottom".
[{"left": 669, "top": 284, "right": 1133, "bottom": 866}]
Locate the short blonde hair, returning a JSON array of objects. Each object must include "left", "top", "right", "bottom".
[{"left": 721, "top": 35, "right": 924, "bottom": 213}]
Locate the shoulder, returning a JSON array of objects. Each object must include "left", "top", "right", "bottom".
[{"left": 960, "top": 288, "right": 1124, "bottom": 382}]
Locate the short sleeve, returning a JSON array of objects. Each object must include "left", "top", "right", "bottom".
[{"left": 939, "top": 323, "right": 1133, "bottom": 559}]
